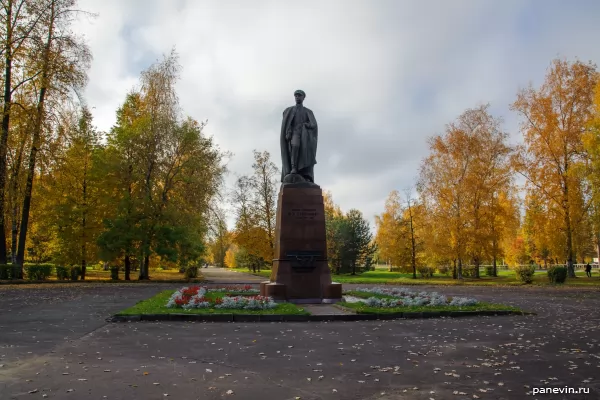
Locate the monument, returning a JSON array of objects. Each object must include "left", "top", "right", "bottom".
[{"left": 260, "top": 90, "right": 342, "bottom": 303}]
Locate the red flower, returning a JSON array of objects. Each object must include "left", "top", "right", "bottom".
[{"left": 181, "top": 286, "right": 200, "bottom": 298}]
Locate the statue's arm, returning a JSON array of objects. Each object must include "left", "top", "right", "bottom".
[
  {"left": 306, "top": 110, "right": 317, "bottom": 130},
  {"left": 282, "top": 108, "right": 292, "bottom": 140}
]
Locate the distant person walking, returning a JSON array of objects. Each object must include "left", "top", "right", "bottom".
[{"left": 585, "top": 263, "right": 592, "bottom": 278}]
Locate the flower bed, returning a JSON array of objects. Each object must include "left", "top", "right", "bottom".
[
  {"left": 117, "top": 288, "right": 308, "bottom": 316},
  {"left": 207, "top": 285, "right": 259, "bottom": 294},
  {"left": 340, "top": 286, "right": 519, "bottom": 314},
  {"left": 166, "top": 285, "right": 274, "bottom": 310},
  {"left": 348, "top": 287, "right": 478, "bottom": 307}
]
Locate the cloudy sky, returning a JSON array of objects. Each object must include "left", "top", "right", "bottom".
[{"left": 72, "top": 0, "right": 600, "bottom": 229}]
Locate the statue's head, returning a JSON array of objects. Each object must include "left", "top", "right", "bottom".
[{"left": 294, "top": 90, "right": 305, "bottom": 105}]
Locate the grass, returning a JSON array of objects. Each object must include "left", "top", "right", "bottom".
[
  {"left": 230, "top": 267, "right": 271, "bottom": 278},
  {"left": 83, "top": 268, "right": 197, "bottom": 281},
  {"left": 340, "top": 289, "right": 522, "bottom": 314},
  {"left": 229, "top": 266, "right": 600, "bottom": 287},
  {"left": 117, "top": 289, "right": 309, "bottom": 316},
  {"left": 0, "top": 268, "right": 204, "bottom": 284}
]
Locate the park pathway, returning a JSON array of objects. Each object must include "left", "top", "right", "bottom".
[{"left": 201, "top": 266, "right": 264, "bottom": 284}]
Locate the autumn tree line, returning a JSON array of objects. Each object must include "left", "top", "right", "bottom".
[
  {"left": 215, "top": 58, "right": 600, "bottom": 281},
  {"left": 0, "top": 0, "right": 227, "bottom": 280},
  {"left": 1, "top": 2, "right": 599, "bottom": 282},
  {"left": 376, "top": 59, "right": 600, "bottom": 279}
]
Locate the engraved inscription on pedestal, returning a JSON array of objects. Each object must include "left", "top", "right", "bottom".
[
  {"left": 286, "top": 251, "right": 323, "bottom": 272},
  {"left": 287, "top": 208, "right": 318, "bottom": 220}
]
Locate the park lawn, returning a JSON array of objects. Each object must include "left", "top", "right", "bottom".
[
  {"left": 230, "top": 267, "right": 600, "bottom": 287},
  {"left": 84, "top": 268, "right": 199, "bottom": 281},
  {"left": 230, "top": 267, "right": 271, "bottom": 278},
  {"left": 16, "top": 268, "right": 204, "bottom": 283},
  {"left": 117, "top": 289, "right": 309, "bottom": 316}
]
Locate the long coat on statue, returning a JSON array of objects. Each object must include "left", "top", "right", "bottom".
[{"left": 280, "top": 106, "right": 318, "bottom": 182}]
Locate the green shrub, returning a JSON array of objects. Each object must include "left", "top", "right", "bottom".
[
  {"left": 547, "top": 266, "right": 567, "bottom": 284},
  {"left": 56, "top": 266, "right": 69, "bottom": 280},
  {"left": 514, "top": 265, "right": 536, "bottom": 284},
  {"left": 184, "top": 266, "right": 198, "bottom": 279},
  {"left": 437, "top": 265, "right": 451, "bottom": 276},
  {"left": 0, "top": 264, "right": 19, "bottom": 280},
  {"left": 24, "top": 264, "right": 53, "bottom": 280},
  {"left": 462, "top": 265, "right": 478, "bottom": 278},
  {"left": 485, "top": 266, "right": 495, "bottom": 276},
  {"left": 110, "top": 266, "right": 119, "bottom": 280},
  {"left": 70, "top": 266, "right": 82, "bottom": 281},
  {"left": 418, "top": 266, "right": 434, "bottom": 278}
]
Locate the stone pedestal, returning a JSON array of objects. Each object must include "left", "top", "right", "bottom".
[{"left": 260, "top": 180, "right": 342, "bottom": 303}]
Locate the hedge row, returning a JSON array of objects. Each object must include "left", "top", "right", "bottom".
[{"left": 0, "top": 264, "right": 84, "bottom": 281}]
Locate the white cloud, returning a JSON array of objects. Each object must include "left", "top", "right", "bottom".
[{"left": 73, "top": 0, "right": 600, "bottom": 228}]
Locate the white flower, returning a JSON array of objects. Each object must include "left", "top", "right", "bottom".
[{"left": 350, "top": 287, "right": 478, "bottom": 308}]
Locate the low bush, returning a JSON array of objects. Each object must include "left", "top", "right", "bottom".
[
  {"left": 184, "top": 266, "right": 198, "bottom": 280},
  {"left": 110, "top": 266, "right": 119, "bottom": 280},
  {"left": 547, "top": 266, "right": 567, "bottom": 284},
  {"left": 24, "top": 264, "right": 53, "bottom": 280},
  {"left": 70, "top": 266, "right": 82, "bottom": 281},
  {"left": 0, "top": 264, "right": 19, "bottom": 279},
  {"left": 418, "top": 266, "right": 434, "bottom": 278},
  {"left": 462, "top": 265, "right": 478, "bottom": 278},
  {"left": 56, "top": 266, "right": 69, "bottom": 280},
  {"left": 514, "top": 265, "right": 536, "bottom": 284},
  {"left": 437, "top": 265, "right": 451, "bottom": 276},
  {"left": 485, "top": 266, "right": 495, "bottom": 276}
]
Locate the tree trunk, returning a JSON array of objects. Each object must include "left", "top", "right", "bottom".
[
  {"left": 452, "top": 259, "right": 457, "bottom": 279},
  {"left": 140, "top": 253, "right": 150, "bottom": 280},
  {"left": 564, "top": 206, "right": 575, "bottom": 278},
  {"left": 0, "top": 3, "right": 14, "bottom": 265},
  {"left": 457, "top": 258, "right": 463, "bottom": 279},
  {"left": 561, "top": 170, "right": 576, "bottom": 278},
  {"left": 138, "top": 251, "right": 145, "bottom": 279},
  {"left": 124, "top": 255, "right": 131, "bottom": 281},
  {"left": 9, "top": 133, "right": 25, "bottom": 265},
  {"left": 16, "top": 0, "right": 55, "bottom": 273},
  {"left": 80, "top": 154, "right": 88, "bottom": 280},
  {"left": 10, "top": 203, "right": 18, "bottom": 264},
  {"left": 80, "top": 207, "right": 87, "bottom": 281},
  {"left": 491, "top": 236, "right": 498, "bottom": 277},
  {"left": 408, "top": 204, "right": 417, "bottom": 279},
  {"left": 596, "top": 237, "right": 600, "bottom": 267}
]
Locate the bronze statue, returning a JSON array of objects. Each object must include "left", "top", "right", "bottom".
[{"left": 280, "top": 90, "right": 318, "bottom": 183}]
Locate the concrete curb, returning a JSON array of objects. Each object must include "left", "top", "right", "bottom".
[{"left": 109, "top": 309, "right": 533, "bottom": 323}]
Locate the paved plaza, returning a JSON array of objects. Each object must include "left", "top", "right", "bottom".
[{"left": 0, "top": 271, "right": 598, "bottom": 399}]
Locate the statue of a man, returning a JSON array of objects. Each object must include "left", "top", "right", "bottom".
[{"left": 280, "top": 89, "right": 318, "bottom": 183}]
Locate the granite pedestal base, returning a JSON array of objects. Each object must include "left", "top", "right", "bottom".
[{"left": 261, "top": 180, "right": 342, "bottom": 303}]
